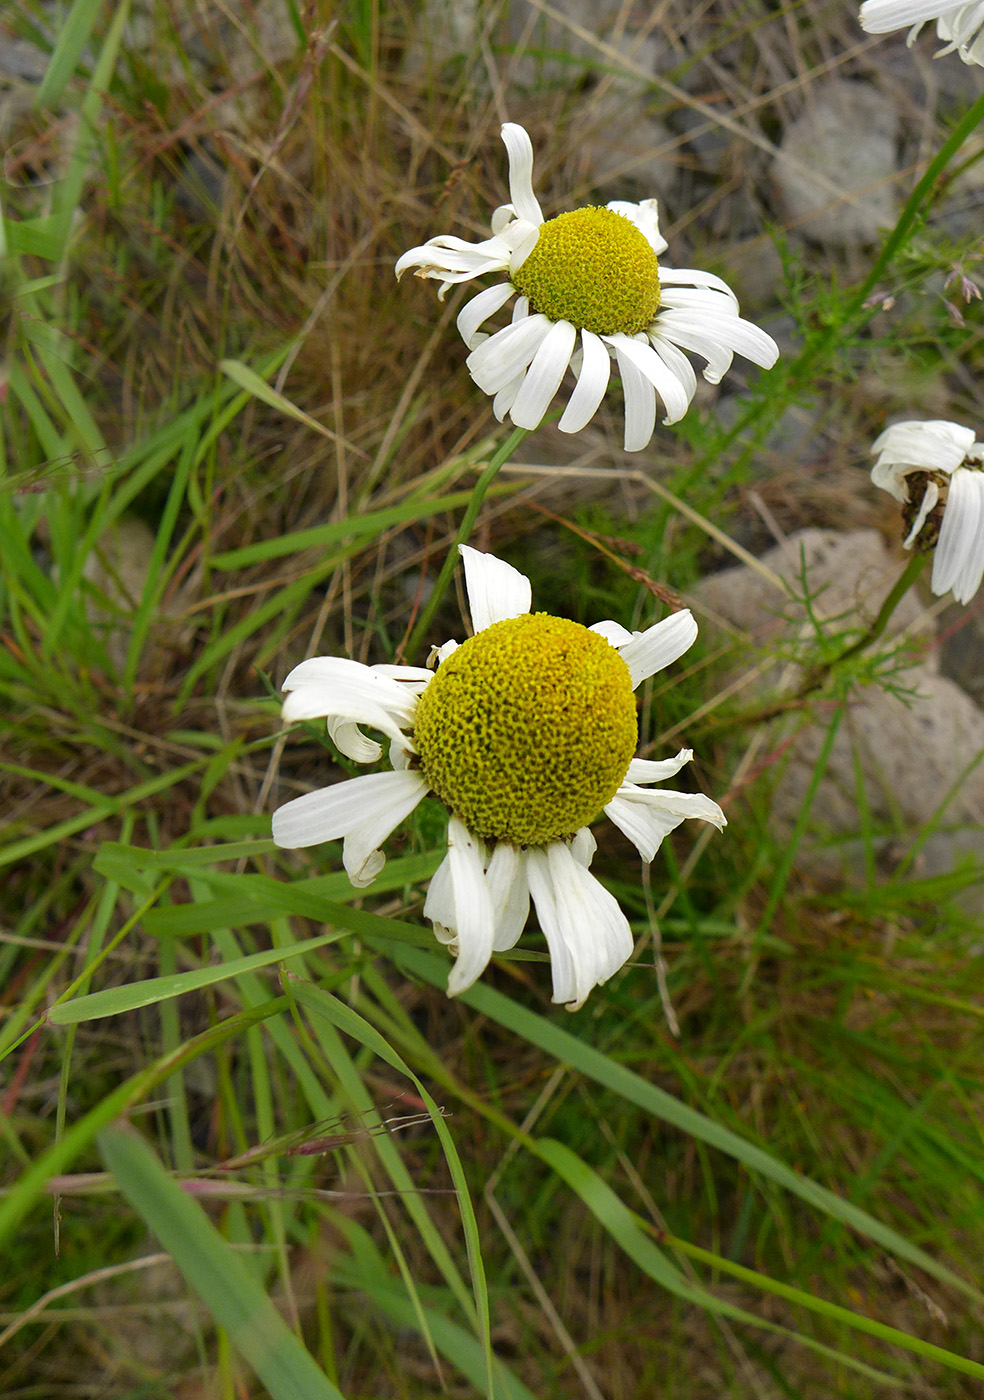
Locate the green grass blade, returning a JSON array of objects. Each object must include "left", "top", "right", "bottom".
[
  {"left": 390, "top": 944, "right": 981, "bottom": 1304},
  {"left": 99, "top": 1126, "right": 345, "bottom": 1400}
]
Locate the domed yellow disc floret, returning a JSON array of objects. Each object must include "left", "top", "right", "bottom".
[
  {"left": 413, "top": 613, "right": 637, "bottom": 847},
  {"left": 511, "top": 207, "right": 661, "bottom": 337}
]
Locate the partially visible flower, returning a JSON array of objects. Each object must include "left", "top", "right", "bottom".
[
  {"left": 395, "top": 123, "right": 778, "bottom": 452},
  {"left": 871, "top": 419, "right": 984, "bottom": 603},
  {"left": 859, "top": 0, "right": 984, "bottom": 65},
  {"left": 272, "top": 546, "right": 726, "bottom": 1008}
]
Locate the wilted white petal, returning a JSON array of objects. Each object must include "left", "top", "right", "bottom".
[
  {"left": 501, "top": 123, "right": 544, "bottom": 225},
  {"left": 457, "top": 282, "right": 517, "bottom": 348},
  {"left": 588, "top": 621, "right": 632, "bottom": 650},
  {"left": 614, "top": 343, "right": 657, "bottom": 449},
  {"left": 607, "top": 197, "right": 667, "bottom": 255},
  {"left": 486, "top": 843, "right": 530, "bottom": 951},
  {"left": 902, "top": 479, "right": 940, "bottom": 549},
  {"left": 607, "top": 332, "right": 691, "bottom": 426},
  {"left": 459, "top": 545, "right": 532, "bottom": 631},
  {"left": 509, "top": 319, "right": 578, "bottom": 428},
  {"left": 558, "top": 330, "right": 611, "bottom": 434},
  {"left": 616, "top": 609, "right": 698, "bottom": 689},
  {"left": 570, "top": 827, "right": 597, "bottom": 868},
  {"left": 605, "top": 785, "right": 726, "bottom": 863},
  {"left": 860, "top": 0, "right": 963, "bottom": 31},
  {"left": 625, "top": 748, "right": 694, "bottom": 783},
  {"left": 932, "top": 467, "right": 984, "bottom": 602},
  {"left": 327, "top": 717, "right": 383, "bottom": 764},
  {"left": 466, "top": 314, "right": 553, "bottom": 394},
  {"left": 526, "top": 844, "right": 634, "bottom": 1009},
  {"left": 272, "top": 768, "right": 429, "bottom": 869},
  {"left": 424, "top": 818, "right": 495, "bottom": 996}
]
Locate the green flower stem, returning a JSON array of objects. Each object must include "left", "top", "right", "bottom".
[
  {"left": 726, "top": 551, "right": 928, "bottom": 729},
  {"left": 402, "top": 424, "right": 528, "bottom": 662},
  {"left": 822, "top": 548, "right": 928, "bottom": 672},
  {"left": 692, "top": 85, "right": 984, "bottom": 478}
]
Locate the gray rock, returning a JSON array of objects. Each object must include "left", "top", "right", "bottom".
[
  {"left": 773, "top": 79, "right": 900, "bottom": 247},
  {"left": 693, "top": 529, "right": 984, "bottom": 911}
]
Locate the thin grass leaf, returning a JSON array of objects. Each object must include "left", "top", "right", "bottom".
[
  {"left": 99, "top": 1126, "right": 345, "bottom": 1400},
  {"left": 390, "top": 943, "right": 982, "bottom": 1305}
]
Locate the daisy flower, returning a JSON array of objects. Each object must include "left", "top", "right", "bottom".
[
  {"left": 871, "top": 419, "right": 984, "bottom": 603},
  {"left": 395, "top": 123, "right": 779, "bottom": 452},
  {"left": 859, "top": 0, "right": 984, "bottom": 64},
  {"left": 272, "top": 546, "right": 726, "bottom": 1009}
]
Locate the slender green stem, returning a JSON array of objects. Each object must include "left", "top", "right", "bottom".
[
  {"left": 401, "top": 425, "right": 528, "bottom": 662},
  {"left": 825, "top": 548, "right": 927, "bottom": 670},
  {"left": 690, "top": 85, "right": 984, "bottom": 479}
]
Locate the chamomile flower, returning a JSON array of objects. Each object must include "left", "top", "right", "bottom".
[
  {"left": 395, "top": 123, "right": 779, "bottom": 452},
  {"left": 859, "top": 0, "right": 984, "bottom": 64},
  {"left": 272, "top": 546, "right": 726, "bottom": 1009},
  {"left": 871, "top": 419, "right": 984, "bottom": 603}
]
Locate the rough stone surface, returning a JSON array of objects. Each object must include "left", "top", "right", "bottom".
[
  {"left": 773, "top": 79, "right": 901, "bottom": 247},
  {"left": 693, "top": 529, "right": 984, "bottom": 907}
]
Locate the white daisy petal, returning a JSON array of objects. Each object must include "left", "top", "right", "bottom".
[
  {"left": 625, "top": 748, "right": 694, "bottom": 783},
  {"left": 466, "top": 314, "right": 553, "bottom": 394},
  {"left": 607, "top": 198, "right": 668, "bottom": 256},
  {"left": 508, "top": 318, "right": 578, "bottom": 429},
  {"left": 426, "top": 818, "right": 496, "bottom": 996},
  {"left": 459, "top": 544, "right": 532, "bottom": 631},
  {"left": 526, "top": 844, "right": 634, "bottom": 1010},
  {"left": 457, "top": 282, "right": 518, "bottom": 348},
  {"left": 589, "top": 619, "right": 635, "bottom": 648},
  {"left": 284, "top": 691, "right": 409, "bottom": 751},
  {"left": 902, "top": 479, "right": 940, "bottom": 549},
  {"left": 487, "top": 843, "right": 531, "bottom": 952},
  {"left": 860, "top": 0, "right": 966, "bottom": 31},
  {"left": 645, "top": 333, "right": 698, "bottom": 405},
  {"left": 616, "top": 609, "right": 698, "bottom": 689},
  {"left": 558, "top": 330, "right": 611, "bottom": 434},
  {"left": 607, "top": 332, "right": 692, "bottom": 426},
  {"left": 570, "top": 827, "right": 597, "bottom": 868},
  {"left": 272, "top": 768, "right": 429, "bottom": 878},
  {"left": 932, "top": 467, "right": 984, "bottom": 603},
  {"left": 501, "top": 122, "right": 544, "bottom": 226},
  {"left": 492, "top": 370, "right": 527, "bottom": 421},
  {"left": 605, "top": 786, "right": 726, "bottom": 863},
  {"left": 871, "top": 419, "right": 975, "bottom": 484},
  {"left": 613, "top": 341, "right": 658, "bottom": 449}
]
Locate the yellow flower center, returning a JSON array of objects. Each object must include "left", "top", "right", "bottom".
[
  {"left": 511, "top": 207, "right": 661, "bottom": 336},
  {"left": 413, "top": 613, "right": 637, "bottom": 847}
]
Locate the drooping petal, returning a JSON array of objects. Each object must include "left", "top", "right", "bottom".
[
  {"left": 459, "top": 544, "right": 532, "bottom": 632},
  {"left": 284, "top": 691, "right": 411, "bottom": 754},
  {"left": 612, "top": 341, "right": 657, "bottom": 449},
  {"left": 605, "top": 785, "right": 726, "bottom": 863},
  {"left": 607, "top": 332, "right": 692, "bottom": 426},
  {"left": 645, "top": 333, "right": 698, "bottom": 405},
  {"left": 508, "top": 318, "right": 578, "bottom": 429},
  {"left": 457, "top": 282, "right": 518, "bottom": 348},
  {"left": 486, "top": 843, "right": 530, "bottom": 951},
  {"left": 589, "top": 619, "right": 634, "bottom": 648},
  {"left": 424, "top": 817, "right": 496, "bottom": 996},
  {"left": 901, "top": 479, "right": 940, "bottom": 549},
  {"left": 466, "top": 314, "right": 553, "bottom": 395},
  {"left": 558, "top": 330, "right": 611, "bottom": 434},
  {"left": 272, "top": 769, "right": 429, "bottom": 888},
  {"left": 526, "top": 843, "right": 634, "bottom": 1009},
  {"left": 932, "top": 467, "right": 984, "bottom": 603},
  {"left": 624, "top": 748, "right": 694, "bottom": 783},
  {"left": 607, "top": 197, "right": 668, "bottom": 256},
  {"left": 871, "top": 419, "right": 975, "bottom": 477},
  {"left": 615, "top": 609, "right": 698, "bottom": 689},
  {"left": 859, "top": 0, "right": 962, "bottom": 32},
  {"left": 501, "top": 123, "right": 544, "bottom": 226}
]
